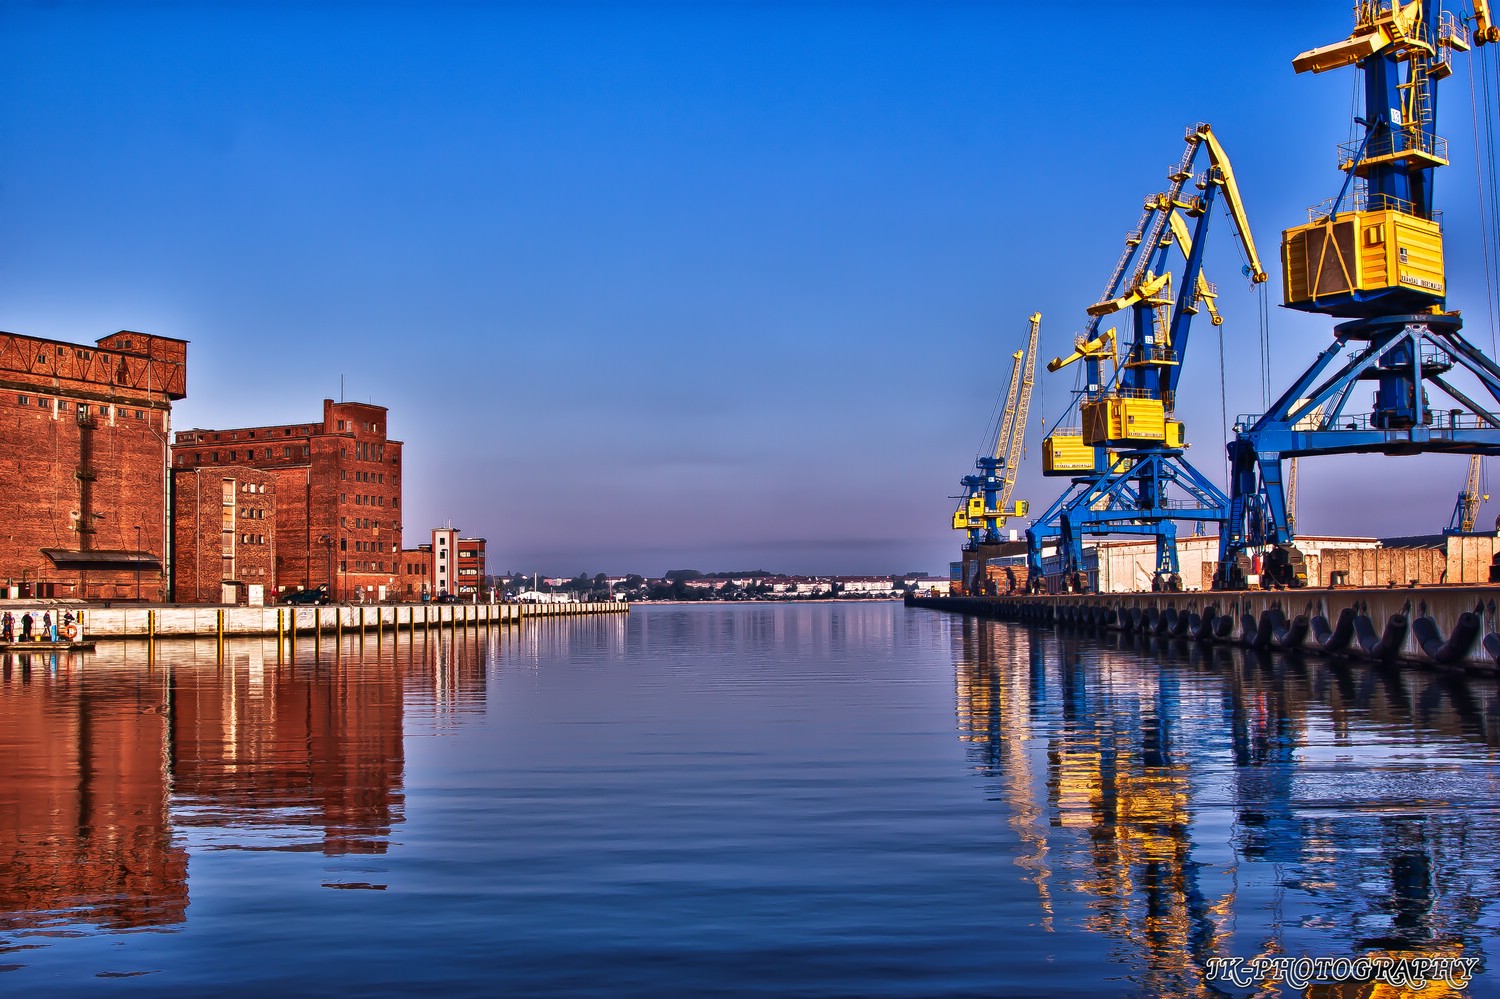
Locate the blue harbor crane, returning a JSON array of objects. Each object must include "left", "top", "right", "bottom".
[
  {"left": 1217, "top": 0, "right": 1500, "bottom": 588},
  {"left": 1025, "top": 123, "right": 1267, "bottom": 593},
  {"left": 951, "top": 313, "right": 1040, "bottom": 594}
]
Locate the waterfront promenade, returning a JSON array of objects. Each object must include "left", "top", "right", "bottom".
[{"left": 0, "top": 600, "right": 627, "bottom": 644}]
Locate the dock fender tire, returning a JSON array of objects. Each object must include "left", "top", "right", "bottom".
[
  {"left": 1374, "top": 614, "right": 1409, "bottom": 662},
  {"left": 1313, "top": 607, "right": 1356, "bottom": 654},
  {"left": 1352, "top": 615, "right": 1381, "bottom": 658},
  {"left": 1275, "top": 615, "right": 1309, "bottom": 651},
  {"left": 1422, "top": 612, "right": 1479, "bottom": 665}
]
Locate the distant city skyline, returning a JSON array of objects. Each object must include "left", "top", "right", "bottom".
[{"left": 5, "top": 3, "right": 1499, "bottom": 577}]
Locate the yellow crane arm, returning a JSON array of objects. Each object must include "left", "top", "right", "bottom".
[
  {"left": 1474, "top": 1, "right": 1499, "bottom": 43},
  {"left": 997, "top": 313, "right": 1041, "bottom": 512},
  {"left": 1193, "top": 124, "right": 1268, "bottom": 285},
  {"left": 992, "top": 348, "right": 1025, "bottom": 462},
  {"left": 1087, "top": 272, "right": 1171, "bottom": 317},
  {"left": 1047, "top": 327, "right": 1117, "bottom": 373},
  {"left": 1165, "top": 210, "right": 1223, "bottom": 326}
]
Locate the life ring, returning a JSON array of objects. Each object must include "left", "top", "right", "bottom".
[{"left": 61, "top": 624, "right": 77, "bottom": 640}]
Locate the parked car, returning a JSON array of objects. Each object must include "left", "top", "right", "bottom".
[
  {"left": 435, "top": 592, "right": 461, "bottom": 604},
  {"left": 282, "top": 588, "right": 331, "bottom": 605}
]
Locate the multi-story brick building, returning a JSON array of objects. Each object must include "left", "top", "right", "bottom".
[
  {"left": 454, "top": 535, "right": 487, "bottom": 598},
  {"left": 171, "top": 400, "right": 403, "bottom": 602},
  {"left": 0, "top": 329, "right": 187, "bottom": 600},
  {"left": 399, "top": 528, "right": 488, "bottom": 601},
  {"left": 171, "top": 466, "right": 278, "bottom": 603}
]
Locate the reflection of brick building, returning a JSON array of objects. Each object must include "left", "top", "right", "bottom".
[
  {"left": 170, "top": 654, "right": 406, "bottom": 855},
  {"left": 171, "top": 400, "right": 403, "bottom": 601},
  {"left": 0, "top": 330, "right": 186, "bottom": 600},
  {"left": 171, "top": 467, "right": 278, "bottom": 603},
  {"left": 0, "top": 659, "right": 188, "bottom": 930}
]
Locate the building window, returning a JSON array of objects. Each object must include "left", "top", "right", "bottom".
[
  {"left": 340, "top": 493, "right": 346, "bottom": 503},
  {"left": 17, "top": 395, "right": 27, "bottom": 405},
  {"left": 340, "top": 517, "right": 346, "bottom": 528},
  {"left": 135, "top": 410, "right": 145, "bottom": 419}
]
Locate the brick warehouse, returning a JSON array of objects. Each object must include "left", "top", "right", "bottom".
[
  {"left": 172, "top": 466, "right": 278, "bottom": 603},
  {"left": 0, "top": 329, "right": 187, "bottom": 600},
  {"left": 171, "top": 400, "right": 403, "bottom": 602}
]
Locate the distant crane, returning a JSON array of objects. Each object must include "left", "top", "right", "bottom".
[
  {"left": 1025, "top": 123, "right": 1267, "bottom": 593},
  {"left": 952, "top": 313, "right": 1041, "bottom": 588},
  {"left": 1446, "top": 455, "right": 1487, "bottom": 534}
]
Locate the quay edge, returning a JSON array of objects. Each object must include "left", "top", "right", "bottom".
[
  {"left": 906, "top": 588, "right": 1500, "bottom": 674},
  {"left": 40, "top": 601, "right": 628, "bottom": 642}
]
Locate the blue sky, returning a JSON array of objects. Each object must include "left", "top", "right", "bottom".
[{"left": 3, "top": 1, "right": 1499, "bottom": 576}]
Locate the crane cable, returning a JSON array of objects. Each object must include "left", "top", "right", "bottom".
[
  {"left": 1468, "top": 30, "right": 1500, "bottom": 356},
  {"left": 1464, "top": 25, "right": 1500, "bottom": 510}
]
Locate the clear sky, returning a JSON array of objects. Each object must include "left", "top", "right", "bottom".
[{"left": 4, "top": 1, "right": 1499, "bottom": 577}]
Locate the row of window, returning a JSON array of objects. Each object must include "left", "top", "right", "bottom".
[
  {"left": 343, "top": 493, "right": 395, "bottom": 508},
  {"left": 17, "top": 395, "right": 147, "bottom": 419},
  {"left": 334, "top": 419, "right": 382, "bottom": 435},
  {"left": 352, "top": 540, "right": 398, "bottom": 553},
  {"left": 187, "top": 426, "right": 309, "bottom": 443},
  {"left": 185, "top": 445, "right": 308, "bottom": 464},
  {"left": 239, "top": 534, "right": 267, "bottom": 545},
  {"left": 241, "top": 507, "right": 267, "bottom": 520}
]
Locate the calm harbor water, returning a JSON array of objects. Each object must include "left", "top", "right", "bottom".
[{"left": 1, "top": 602, "right": 1497, "bottom": 997}]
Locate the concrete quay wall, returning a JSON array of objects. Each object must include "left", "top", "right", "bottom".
[
  {"left": 908, "top": 587, "right": 1500, "bottom": 673},
  {"left": 79, "top": 600, "right": 627, "bottom": 640}
]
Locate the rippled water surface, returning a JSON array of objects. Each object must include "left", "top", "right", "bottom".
[{"left": 2, "top": 603, "right": 1498, "bottom": 997}]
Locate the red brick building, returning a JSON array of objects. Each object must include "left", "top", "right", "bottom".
[
  {"left": 171, "top": 466, "right": 278, "bottom": 603},
  {"left": 455, "top": 535, "right": 487, "bottom": 598},
  {"left": 0, "top": 329, "right": 186, "bottom": 600},
  {"left": 401, "top": 528, "right": 487, "bottom": 601},
  {"left": 171, "top": 400, "right": 403, "bottom": 602},
  {"left": 397, "top": 547, "right": 433, "bottom": 602}
]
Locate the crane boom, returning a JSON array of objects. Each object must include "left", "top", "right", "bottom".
[{"left": 998, "top": 313, "right": 1042, "bottom": 513}]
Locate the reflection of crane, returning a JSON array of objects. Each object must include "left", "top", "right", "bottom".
[
  {"left": 1218, "top": 1, "right": 1500, "bottom": 588},
  {"left": 1445, "top": 455, "right": 1487, "bottom": 534},
  {"left": 1025, "top": 123, "right": 1266, "bottom": 593},
  {"left": 953, "top": 313, "right": 1041, "bottom": 553}
]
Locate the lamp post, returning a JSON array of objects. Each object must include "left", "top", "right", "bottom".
[
  {"left": 134, "top": 525, "right": 142, "bottom": 602},
  {"left": 319, "top": 534, "right": 334, "bottom": 601}
]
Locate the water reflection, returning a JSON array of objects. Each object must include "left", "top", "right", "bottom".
[
  {"left": 0, "top": 627, "right": 506, "bottom": 939},
  {"left": 956, "top": 621, "right": 1500, "bottom": 996}
]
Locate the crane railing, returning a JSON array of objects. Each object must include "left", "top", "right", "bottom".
[
  {"left": 1235, "top": 410, "right": 1496, "bottom": 432},
  {"left": 1337, "top": 130, "right": 1449, "bottom": 172},
  {"left": 1305, "top": 190, "right": 1443, "bottom": 225}
]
